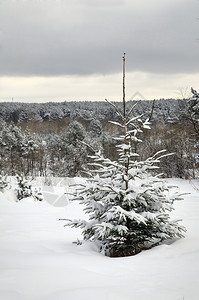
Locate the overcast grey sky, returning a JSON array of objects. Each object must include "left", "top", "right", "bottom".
[{"left": 0, "top": 0, "right": 199, "bottom": 101}]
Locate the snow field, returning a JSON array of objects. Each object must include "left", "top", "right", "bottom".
[{"left": 0, "top": 178, "right": 199, "bottom": 300}]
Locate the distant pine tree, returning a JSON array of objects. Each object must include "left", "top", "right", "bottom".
[{"left": 188, "top": 88, "right": 199, "bottom": 134}]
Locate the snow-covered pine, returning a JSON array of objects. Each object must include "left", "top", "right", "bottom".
[
  {"left": 16, "top": 174, "right": 32, "bottom": 200},
  {"left": 188, "top": 88, "right": 199, "bottom": 126},
  {"left": 0, "top": 172, "right": 8, "bottom": 192},
  {"left": 16, "top": 174, "right": 43, "bottom": 201},
  {"left": 64, "top": 54, "right": 186, "bottom": 257}
]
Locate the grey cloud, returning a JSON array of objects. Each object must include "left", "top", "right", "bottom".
[{"left": 0, "top": 0, "right": 198, "bottom": 76}]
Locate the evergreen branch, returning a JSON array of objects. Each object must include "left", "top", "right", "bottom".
[
  {"left": 108, "top": 121, "right": 124, "bottom": 128},
  {"left": 126, "top": 101, "right": 139, "bottom": 119},
  {"left": 151, "top": 149, "right": 167, "bottom": 158},
  {"left": 126, "top": 114, "right": 144, "bottom": 126},
  {"left": 101, "top": 184, "right": 122, "bottom": 195},
  {"left": 87, "top": 162, "right": 105, "bottom": 168},
  {"left": 80, "top": 170, "right": 92, "bottom": 177},
  {"left": 105, "top": 99, "right": 124, "bottom": 120},
  {"left": 79, "top": 140, "right": 96, "bottom": 154},
  {"left": 64, "top": 192, "right": 76, "bottom": 196},
  {"left": 157, "top": 152, "right": 175, "bottom": 160},
  {"left": 145, "top": 150, "right": 175, "bottom": 163}
]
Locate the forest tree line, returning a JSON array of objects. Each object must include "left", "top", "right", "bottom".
[
  {"left": 0, "top": 98, "right": 186, "bottom": 126},
  {"left": 0, "top": 97, "right": 198, "bottom": 179}
]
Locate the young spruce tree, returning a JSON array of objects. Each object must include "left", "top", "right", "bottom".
[
  {"left": 0, "top": 172, "right": 8, "bottom": 192},
  {"left": 64, "top": 54, "right": 185, "bottom": 257}
]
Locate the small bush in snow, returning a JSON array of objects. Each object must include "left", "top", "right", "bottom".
[
  {"left": 16, "top": 174, "right": 43, "bottom": 201},
  {"left": 0, "top": 172, "right": 8, "bottom": 192}
]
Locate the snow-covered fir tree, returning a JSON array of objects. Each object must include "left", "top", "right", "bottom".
[
  {"left": 0, "top": 172, "right": 8, "bottom": 192},
  {"left": 187, "top": 87, "right": 199, "bottom": 135},
  {"left": 64, "top": 54, "right": 186, "bottom": 257},
  {"left": 16, "top": 174, "right": 32, "bottom": 200},
  {"left": 16, "top": 174, "right": 43, "bottom": 201},
  {"left": 188, "top": 88, "right": 199, "bottom": 116},
  {"left": 186, "top": 87, "right": 199, "bottom": 167}
]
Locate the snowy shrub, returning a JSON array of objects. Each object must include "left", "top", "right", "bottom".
[
  {"left": 16, "top": 174, "right": 32, "bottom": 200},
  {"left": 16, "top": 174, "right": 43, "bottom": 201},
  {"left": 63, "top": 54, "right": 186, "bottom": 257},
  {"left": 0, "top": 172, "right": 8, "bottom": 192},
  {"left": 32, "top": 187, "right": 43, "bottom": 201}
]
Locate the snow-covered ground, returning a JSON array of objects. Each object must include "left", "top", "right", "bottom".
[{"left": 0, "top": 178, "right": 199, "bottom": 300}]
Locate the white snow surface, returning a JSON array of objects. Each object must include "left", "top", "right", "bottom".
[{"left": 0, "top": 178, "right": 199, "bottom": 300}]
